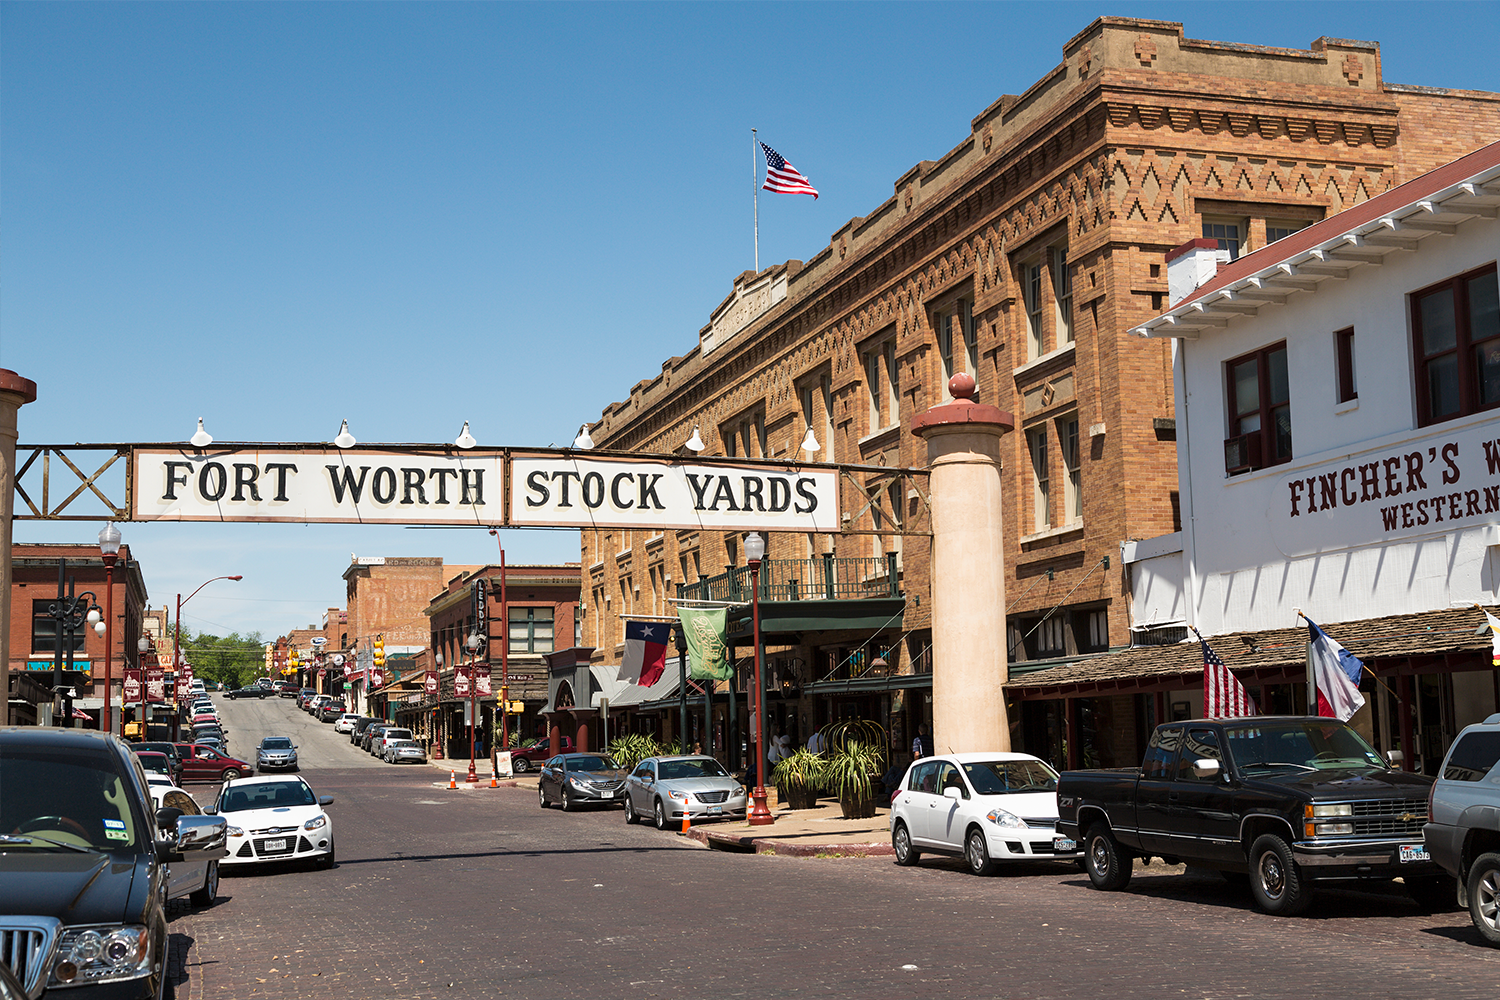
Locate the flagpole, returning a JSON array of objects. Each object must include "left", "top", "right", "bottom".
[
  {"left": 752, "top": 127, "right": 759, "bottom": 273},
  {"left": 1297, "top": 608, "right": 1317, "bottom": 713}
]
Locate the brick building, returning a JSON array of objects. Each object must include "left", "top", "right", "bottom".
[
  {"left": 408, "top": 563, "right": 581, "bottom": 760},
  {"left": 7, "top": 542, "right": 149, "bottom": 729},
  {"left": 578, "top": 17, "right": 1500, "bottom": 767}
]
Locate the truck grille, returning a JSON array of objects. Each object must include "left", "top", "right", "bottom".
[
  {"left": 2, "top": 918, "right": 59, "bottom": 998},
  {"left": 1350, "top": 798, "right": 1428, "bottom": 837}
]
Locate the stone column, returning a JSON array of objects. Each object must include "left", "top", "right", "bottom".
[
  {"left": 0, "top": 370, "right": 38, "bottom": 683},
  {"left": 910, "top": 373, "right": 1014, "bottom": 754}
]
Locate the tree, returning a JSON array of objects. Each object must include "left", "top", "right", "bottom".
[{"left": 178, "top": 628, "right": 266, "bottom": 690}]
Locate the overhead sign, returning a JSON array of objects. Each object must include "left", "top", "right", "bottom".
[
  {"left": 509, "top": 454, "right": 839, "bottom": 533},
  {"left": 132, "top": 448, "right": 504, "bottom": 525}
]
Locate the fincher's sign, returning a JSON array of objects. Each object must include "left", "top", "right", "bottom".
[
  {"left": 131, "top": 447, "right": 842, "bottom": 532},
  {"left": 133, "top": 448, "right": 503, "bottom": 525}
]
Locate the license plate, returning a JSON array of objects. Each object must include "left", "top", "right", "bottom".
[
  {"left": 263, "top": 838, "right": 287, "bottom": 852},
  {"left": 1399, "top": 843, "right": 1430, "bottom": 863},
  {"left": 1054, "top": 837, "right": 1077, "bottom": 853},
  {"left": 709, "top": 806, "right": 723, "bottom": 814}
]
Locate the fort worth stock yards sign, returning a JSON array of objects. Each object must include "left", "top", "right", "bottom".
[{"left": 132, "top": 448, "right": 841, "bottom": 533}]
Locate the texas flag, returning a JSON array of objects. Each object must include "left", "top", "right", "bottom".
[
  {"left": 1306, "top": 617, "right": 1365, "bottom": 721},
  {"left": 618, "top": 621, "right": 669, "bottom": 687}
]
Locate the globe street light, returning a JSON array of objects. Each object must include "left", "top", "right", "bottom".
[
  {"left": 744, "top": 531, "right": 774, "bottom": 826},
  {"left": 173, "top": 575, "right": 243, "bottom": 735},
  {"left": 98, "top": 523, "right": 122, "bottom": 734},
  {"left": 466, "top": 629, "right": 484, "bottom": 783}
]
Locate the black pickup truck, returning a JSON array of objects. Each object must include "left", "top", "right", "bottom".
[{"left": 1055, "top": 716, "right": 1448, "bottom": 915}]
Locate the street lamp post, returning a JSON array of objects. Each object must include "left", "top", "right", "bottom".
[
  {"left": 743, "top": 532, "right": 774, "bottom": 826},
  {"left": 172, "top": 575, "right": 243, "bottom": 703},
  {"left": 44, "top": 559, "right": 101, "bottom": 728},
  {"left": 432, "top": 650, "right": 445, "bottom": 759},
  {"left": 98, "top": 524, "right": 121, "bottom": 735},
  {"left": 136, "top": 635, "right": 152, "bottom": 727},
  {"left": 465, "top": 630, "right": 483, "bottom": 783}
]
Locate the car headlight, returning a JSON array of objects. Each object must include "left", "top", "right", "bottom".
[
  {"left": 1308, "top": 803, "right": 1352, "bottom": 818},
  {"left": 984, "top": 808, "right": 1026, "bottom": 829},
  {"left": 50, "top": 925, "right": 152, "bottom": 985},
  {"left": 225, "top": 825, "right": 244, "bottom": 838},
  {"left": 667, "top": 789, "right": 689, "bottom": 801},
  {"left": 304, "top": 815, "right": 328, "bottom": 831}
]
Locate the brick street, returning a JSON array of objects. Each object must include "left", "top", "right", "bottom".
[{"left": 163, "top": 700, "right": 1500, "bottom": 1000}]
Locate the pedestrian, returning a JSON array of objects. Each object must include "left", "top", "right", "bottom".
[
  {"left": 805, "top": 729, "right": 825, "bottom": 755},
  {"left": 767, "top": 732, "right": 791, "bottom": 767},
  {"left": 912, "top": 724, "right": 933, "bottom": 759}
]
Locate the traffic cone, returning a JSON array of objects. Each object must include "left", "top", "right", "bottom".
[
  {"left": 680, "top": 808, "right": 691, "bottom": 835},
  {"left": 489, "top": 766, "right": 498, "bottom": 788},
  {"left": 448, "top": 770, "right": 457, "bottom": 789}
]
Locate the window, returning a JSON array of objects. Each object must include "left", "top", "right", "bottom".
[
  {"left": 1141, "top": 726, "right": 1182, "bottom": 780},
  {"left": 1052, "top": 248, "right": 1073, "bottom": 344},
  {"left": 1412, "top": 264, "right": 1499, "bottom": 427},
  {"left": 509, "top": 607, "right": 554, "bottom": 653},
  {"left": 963, "top": 300, "right": 979, "bottom": 372},
  {"left": 1174, "top": 729, "right": 1222, "bottom": 781},
  {"left": 1059, "top": 415, "right": 1081, "bottom": 523},
  {"left": 1224, "top": 342, "right": 1291, "bottom": 474},
  {"left": 1027, "top": 426, "right": 1050, "bottom": 529},
  {"left": 1024, "top": 260, "right": 1044, "bottom": 358},
  {"left": 1080, "top": 609, "right": 1108, "bottom": 652},
  {"left": 1202, "top": 217, "right": 1245, "bottom": 261},
  {"left": 31, "top": 599, "right": 85, "bottom": 654},
  {"left": 933, "top": 298, "right": 975, "bottom": 389},
  {"left": 861, "top": 337, "right": 898, "bottom": 429},
  {"left": 800, "top": 375, "right": 834, "bottom": 461},
  {"left": 1266, "top": 219, "right": 1308, "bottom": 244},
  {"left": 1335, "top": 327, "right": 1357, "bottom": 404},
  {"left": 1441, "top": 732, "right": 1500, "bottom": 781}
]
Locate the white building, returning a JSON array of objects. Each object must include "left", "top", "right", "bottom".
[{"left": 1126, "top": 139, "right": 1500, "bottom": 769}]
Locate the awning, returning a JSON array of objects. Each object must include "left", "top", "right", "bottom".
[{"left": 1005, "top": 606, "right": 1496, "bottom": 700}]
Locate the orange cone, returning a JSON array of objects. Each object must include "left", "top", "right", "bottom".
[
  {"left": 448, "top": 770, "right": 457, "bottom": 789},
  {"left": 489, "top": 766, "right": 498, "bottom": 788},
  {"left": 680, "top": 808, "right": 691, "bottom": 835}
]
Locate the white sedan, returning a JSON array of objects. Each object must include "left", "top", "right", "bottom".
[
  {"left": 211, "top": 775, "right": 336, "bottom": 868},
  {"left": 889, "top": 751, "right": 1084, "bottom": 875}
]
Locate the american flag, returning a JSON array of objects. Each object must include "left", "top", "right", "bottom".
[
  {"left": 761, "top": 142, "right": 819, "bottom": 199},
  {"left": 1202, "top": 634, "right": 1258, "bottom": 719}
]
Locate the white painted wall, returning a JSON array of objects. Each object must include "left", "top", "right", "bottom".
[{"left": 1165, "top": 212, "right": 1499, "bottom": 634}]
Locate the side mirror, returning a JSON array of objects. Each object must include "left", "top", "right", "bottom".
[
  {"left": 318, "top": 795, "right": 335, "bottom": 807},
  {"left": 176, "top": 815, "right": 227, "bottom": 853},
  {"left": 942, "top": 786, "right": 964, "bottom": 801},
  {"left": 1385, "top": 749, "right": 1404, "bottom": 767},
  {"left": 1191, "top": 758, "right": 1222, "bottom": 780},
  {"left": 155, "top": 806, "right": 184, "bottom": 831}
]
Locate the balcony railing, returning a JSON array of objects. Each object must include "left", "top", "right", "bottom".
[{"left": 677, "top": 553, "right": 900, "bottom": 604}]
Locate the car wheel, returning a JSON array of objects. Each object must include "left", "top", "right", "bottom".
[
  {"left": 892, "top": 820, "right": 920, "bottom": 866},
  {"left": 513, "top": 757, "right": 531, "bottom": 774},
  {"left": 1249, "top": 834, "right": 1310, "bottom": 915},
  {"left": 623, "top": 797, "right": 638, "bottom": 824},
  {"left": 561, "top": 787, "right": 575, "bottom": 812},
  {"left": 538, "top": 784, "right": 549, "bottom": 809},
  {"left": 1084, "top": 824, "right": 1132, "bottom": 891},
  {"left": 653, "top": 799, "right": 669, "bottom": 831},
  {"left": 220, "top": 768, "right": 240, "bottom": 781},
  {"left": 1467, "top": 852, "right": 1500, "bottom": 945},
  {"left": 190, "top": 861, "right": 219, "bottom": 907},
  {"left": 1406, "top": 873, "right": 1458, "bottom": 912},
  {"left": 965, "top": 828, "right": 998, "bottom": 876}
]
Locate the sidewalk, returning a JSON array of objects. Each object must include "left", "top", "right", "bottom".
[{"left": 422, "top": 757, "right": 893, "bottom": 858}]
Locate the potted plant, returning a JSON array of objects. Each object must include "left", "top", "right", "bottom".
[
  {"left": 820, "top": 719, "right": 888, "bottom": 819},
  {"left": 771, "top": 747, "right": 823, "bottom": 810},
  {"left": 606, "top": 733, "right": 661, "bottom": 770}
]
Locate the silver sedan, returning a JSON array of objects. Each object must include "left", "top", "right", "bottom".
[{"left": 623, "top": 755, "right": 747, "bottom": 830}]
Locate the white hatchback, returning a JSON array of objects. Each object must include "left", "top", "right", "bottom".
[
  {"left": 212, "top": 775, "right": 336, "bottom": 868},
  {"left": 333, "top": 712, "right": 361, "bottom": 734},
  {"left": 889, "top": 752, "right": 1083, "bottom": 875}
]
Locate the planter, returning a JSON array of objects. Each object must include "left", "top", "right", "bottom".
[
  {"left": 839, "top": 788, "right": 878, "bottom": 819},
  {"left": 779, "top": 782, "right": 820, "bottom": 810}
]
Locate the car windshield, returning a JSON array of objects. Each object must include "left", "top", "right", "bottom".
[
  {"left": 566, "top": 756, "right": 618, "bottom": 772},
  {"left": 260, "top": 738, "right": 293, "bottom": 750},
  {"left": 134, "top": 754, "right": 171, "bottom": 774},
  {"left": 220, "top": 782, "right": 317, "bottom": 811},
  {"left": 961, "top": 758, "right": 1059, "bottom": 794},
  {"left": 1224, "top": 721, "right": 1386, "bottom": 773},
  {"left": 0, "top": 744, "right": 143, "bottom": 853},
  {"left": 392, "top": 741, "right": 420, "bottom": 750},
  {"left": 659, "top": 759, "right": 729, "bottom": 780}
]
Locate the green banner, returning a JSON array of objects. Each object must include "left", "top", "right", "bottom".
[{"left": 678, "top": 607, "right": 732, "bottom": 680}]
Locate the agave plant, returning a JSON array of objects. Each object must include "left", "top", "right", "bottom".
[
  {"left": 771, "top": 747, "right": 824, "bottom": 808},
  {"left": 606, "top": 732, "right": 661, "bottom": 769},
  {"left": 818, "top": 719, "right": 888, "bottom": 818}
]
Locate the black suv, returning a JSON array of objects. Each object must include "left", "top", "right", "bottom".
[{"left": 0, "top": 727, "right": 226, "bottom": 998}]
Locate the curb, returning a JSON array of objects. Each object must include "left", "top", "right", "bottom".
[{"left": 692, "top": 828, "right": 895, "bottom": 858}]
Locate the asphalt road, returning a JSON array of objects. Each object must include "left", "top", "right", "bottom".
[{"left": 163, "top": 696, "right": 1500, "bottom": 1000}]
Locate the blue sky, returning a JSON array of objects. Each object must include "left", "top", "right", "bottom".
[{"left": 4, "top": 1, "right": 1495, "bottom": 640}]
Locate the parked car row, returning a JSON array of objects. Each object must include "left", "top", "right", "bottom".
[{"left": 536, "top": 752, "right": 748, "bottom": 831}]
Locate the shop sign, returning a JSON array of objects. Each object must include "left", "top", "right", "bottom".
[
  {"left": 122, "top": 668, "right": 142, "bottom": 705},
  {"left": 475, "top": 666, "right": 492, "bottom": 697},
  {"left": 146, "top": 668, "right": 166, "bottom": 703}
]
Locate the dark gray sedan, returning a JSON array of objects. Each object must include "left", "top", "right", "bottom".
[{"left": 538, "top": 753, "right": 627, "bottom": 811}]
